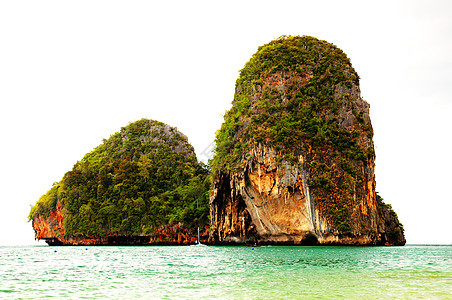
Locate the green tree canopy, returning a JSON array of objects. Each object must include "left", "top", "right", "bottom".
[{"left": 29, "top": 119, "right": 210, "bottom": 238}]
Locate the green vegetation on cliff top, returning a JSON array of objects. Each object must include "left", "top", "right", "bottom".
[
  {"left": 29, "top": 119, "right": 210, "bottom": 238},
  {"left": 211, "top": 35, "right": 365, "bottom": 173}
]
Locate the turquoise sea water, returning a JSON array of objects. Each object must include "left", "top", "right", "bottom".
[{"left": 0, "top": 245, "right": 450, "bottom": 299}]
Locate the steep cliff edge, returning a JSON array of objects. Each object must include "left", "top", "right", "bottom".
[
  {"left": 209, "top": 36, "right": 405, "bottom": 245},
  {"left": 29, "top": 119, "right": 210, "bottom": 245}
]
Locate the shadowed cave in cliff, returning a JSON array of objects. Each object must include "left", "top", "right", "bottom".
[{"left": 300, "top": 233, "right": 319, "bottom": 246}]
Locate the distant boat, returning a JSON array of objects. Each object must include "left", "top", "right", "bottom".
[
  {"left": 193, "top": 226, "right": 205, "bottom": 246},
  {"left": 197, "top": 227, "right": 200, "bottom": 245},
  {"left": 246, "top": 242, "right": 262, "bottom": 247}
]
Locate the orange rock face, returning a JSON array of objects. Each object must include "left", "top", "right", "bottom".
[
  {"left": 32, "top": 205, "right": 209, "bottom": 246},
  {"left": 209, "top": 142, "right": 377, "bottom": 245},
  {"left": 32, "top": 203, "right": 65, "bottom": 241},
  {"left": 209, "top": 141, "right": 404, "bottom": 245}
]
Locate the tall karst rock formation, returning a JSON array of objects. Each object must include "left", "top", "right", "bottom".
[{"left": 209, "top": 36, "right": 405, "bottom": 245}]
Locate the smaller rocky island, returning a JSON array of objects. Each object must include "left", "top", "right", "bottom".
[{"left": 29, "top": 119, "right": 211, "bottom": 245}]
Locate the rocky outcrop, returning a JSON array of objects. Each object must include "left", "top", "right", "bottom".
[
  {"left": 32, "top": 203, "right": 65, "bottom": 243},
  {"left": 376, "top": 195, "right": 406, "bottom": 246},
  {"left": 209, "top": 36, "right": 405, "bottom": 246}
]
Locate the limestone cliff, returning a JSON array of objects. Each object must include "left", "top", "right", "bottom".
[{"left": 209, "top": 36, "right": 405, "bottom": 245}]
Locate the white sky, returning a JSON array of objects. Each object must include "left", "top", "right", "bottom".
[{"left": 1, "top": 0, "right": 451, "bottom": 245}]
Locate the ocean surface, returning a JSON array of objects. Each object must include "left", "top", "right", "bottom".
[{"left": 0, "top": 245, "right": 450, "bottom": 299}]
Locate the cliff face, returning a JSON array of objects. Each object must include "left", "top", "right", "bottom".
[
  {"left": 29, "top": 119, "right": 210, "bottom": 245},
  {"left": 209, "top": 143, "right": 403, "bottom": 245},
  {"left": 32, "top": 205, "right": 210, "bottom": 245},
  {"left": 210, "top": 36, "right": 405, "bottom": 245},
  {"left": 32, "top": 203, "right": 65, "bottom": 244},
  {"left": 376, "top": 195, "right": 406, "bottom": 245}
]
